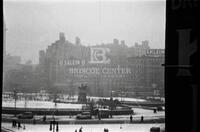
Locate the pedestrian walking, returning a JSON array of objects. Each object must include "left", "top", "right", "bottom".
[
  {"left": 17, "top": 122, "right": 19, "bottom": 129},
  {"left": 56, "top": 122, "right": 59, "bottom": 132},
  {"left": 153, "top": 108, "right": 157, "bottom": 113},
  {"left": 98, "top": 112, "right": 101, "bottom": 120},
  {"left": 43, "top": 115, "right": 46, "bottom": 122},
  {"left": 104, "top": 128, "right": 109, "bottom": 132},
  {"left": 17, "top": 122, "right": 21, "bottom": 129},
  {"left": 69, "top": 112, "right": 72, "bottom": 118},
  {"left": 75, "top": 129, "right": 77, "bottom": 132},
  {"left": 23, "top": 124, "right": 26, "bottom": 130},
  {"left": 141, "top": 116, "right": 144, "bottom": 122},
  {"left": 130, "top": 115, "right": 133, "bottom": 123},
  {"left": 79, "top": 127, "right": 83, "bottom": 132},
  {"left": 14, "top": 120, "right": 17, "bottom": 128},
  {"left": 49, "top": 121, "right": 52, "bottom": 131},
  {"left": 12, "top": 120, "right": 14, "bottom": 128},
  {"left": 120, "top": 124, "right": 122, "bottom": 129},
  {"left": 33, "top": 118, "right": 36, "bottom": 124}
]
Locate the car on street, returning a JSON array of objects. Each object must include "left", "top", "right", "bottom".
[
  {"left": 76, "top": 112, "right": 92, "bottom": 119},
  {"left": 17, "top": 112, "right": 34, "bottom": 119}
]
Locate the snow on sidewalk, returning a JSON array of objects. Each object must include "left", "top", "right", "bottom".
[{"left": 1, "top": 123, "right": 163, "bottom": 132}]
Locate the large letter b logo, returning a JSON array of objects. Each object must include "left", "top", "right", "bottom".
[{"left": 89, "top": 47, "right": 110, "bottom": 64}]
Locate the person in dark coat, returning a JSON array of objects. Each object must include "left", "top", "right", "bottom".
[
  {"left": 17, "top": 122, "right": 21, "bottom": 129},
  {"left": 141, "top": 116, "right": 144, "bottom": 122},
  {"left": 104, "top": 128, "right": 109, "bottom": 132},
  {"left": 43, "top": 115, "right": 46, "bottom": 122},
  {"left": 13, "top": 120, "right": 16, "bottom": 128},
  {"left": 79, "top": 127, "right": 83, "bottom": 132},
  {"left": 56, "top": 122, "right": 59, "bottom": 132},
  {"left": 98, "top": 111, "right": 101, "bottom": 120},
  {"left": 33, "top": 118, "right": 36, "bottom": 124},
  {"left": 49, "top": 121, "right": 52, "bottom": 131},
  {"left": 153, "top": 108, "right": 157, "bottom": 113},
  {"left": 12, "top": 120, "right": 14, "bottom": 128},
  {"left": 130, "top": 115, "right": 133, "bottom": 123}
]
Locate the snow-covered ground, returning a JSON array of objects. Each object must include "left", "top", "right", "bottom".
[
  {"left": 58, "top": 95, "right": 147, "bottom": 102},
  {"left": 88, "top": 96, "right": 146, "bottom": 102},
  {"left": 2, "top": 96, "right": 146, "bottom": 109},
  {"left": 2, "top": 100, "right": 83, "bottom": 109},
  {"left": 132, "top": 108, "right": 165, "bottom": 118},
  {"left": 2, "top": 123, "right": 164, "bottom": 132}
]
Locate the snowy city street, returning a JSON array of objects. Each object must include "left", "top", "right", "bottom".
[
  {"left": 3, "top": 0, "right": 167, "bottom": 132},
  {"left": 2, "top": 123, "right": 165, "bottom": 132}
]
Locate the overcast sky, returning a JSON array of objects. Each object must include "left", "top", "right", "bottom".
[{"left": 4, "top": 0, "right": 166, "bottom": 64}]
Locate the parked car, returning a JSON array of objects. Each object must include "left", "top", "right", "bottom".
[
  {"left": 76, "top": 112, "right": 92, "bottom": 119},
  {"left": 17, "top": 112, "right": 34, "bottom": 119},
  {"left": 94, "top": 108, "right": 110, "bottom": 118},
  {"left": 157, "top": 106, "right": 165, "bottom": 111},
  {"left": 150, "top": 127, "right": 160, "bottom": 132}
]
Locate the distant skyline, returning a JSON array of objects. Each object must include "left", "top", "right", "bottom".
[{"left": 4, "top": 0, "right": 166, "bottom": 64}]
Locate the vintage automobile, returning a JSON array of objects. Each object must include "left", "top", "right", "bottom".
[
  {"left": 76, "top": 112, "right": 92, "bottom": 119},
  {"left": 94, "top": 108, "right": 110, "bottom": 118},
  {"left": 150, "top": 127, "right": 160, "bottom": 132},
  {"left": 17, "top": 112, "right": 34, "bottom": 119}
]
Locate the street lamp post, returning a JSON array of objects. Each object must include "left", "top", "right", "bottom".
[
  {"left": 13, "top": 89, "right": 17, "bottom": 117},
  {"left": 110, "top": 90, "right": 114, "bottom": 118},
  {"left": 24, "top": 93, "right": 28, "bottom": 111},
  {"left": 53, "top": 93, "right": 57, "bottom": 121}
]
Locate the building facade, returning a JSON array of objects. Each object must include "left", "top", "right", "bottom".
[{"left": 39, "top": 33, "right": 164, "bottom": 97}]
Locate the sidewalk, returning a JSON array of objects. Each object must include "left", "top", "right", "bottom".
[
  {"left": 1, "top": 122, "right": 165, "bottom": 132},
  {"left": 1, "top": 127, "right": 15, "bottom": 132}
]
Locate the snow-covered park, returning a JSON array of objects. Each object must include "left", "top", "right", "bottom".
[
  {"left": 2, "top": 96, "right": 147, "bottom": 109},
  {"left": 2, "top": 100, "right": 83, "bottom": 109}
]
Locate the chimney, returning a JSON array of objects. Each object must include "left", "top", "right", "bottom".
[
  {"left": 121, "top": 40, "right": 125, "bottom": 45},
  {"left": 113, "top": 38, "right": 119, "bottom": 45},
  {"left": 59, "top": 32, "right": 65, "bottom": 43},
  {"left": 142, "top": 40, "right": 149, "bottom": 47},
  {"left": 75, "top": 37, "right": 81, "bottom": 45}
]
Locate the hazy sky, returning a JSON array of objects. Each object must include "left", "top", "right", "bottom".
[{"left": 4, "top": 0, "right": 166, "bottom": 64}]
